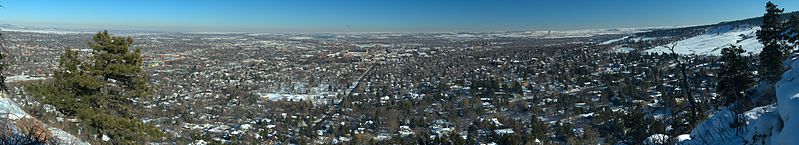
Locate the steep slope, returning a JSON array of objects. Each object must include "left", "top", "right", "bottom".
[
  {"left": 0, "top": 94, "right": 87, "bottom": 144},
  {"left": 679, "top": 55, "right": 799, "bottom": 144},
  {"left": 769, "top": 56, "right": 799, "bottom": 144}
]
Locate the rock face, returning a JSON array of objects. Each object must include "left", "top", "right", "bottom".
[{"left": 14, "top": 117, "right": 53, "bottom": 143}]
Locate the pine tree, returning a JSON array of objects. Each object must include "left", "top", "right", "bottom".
[
  {"left": 623, "top": 106, "right": 648, "bottom": 144},
  {"left": 783, "top": 15, "right": 799, "bottom": 44},
  {"left": 717, "top": 45, "right": 755, "bottom": 106},
  {"left": 757, "top": 2, "right": 786, "bottom": 84},
  {"left": 510, "top": 81, "right": 523, "bottom": 95},
  {"left": 87, "top": 30, "right": 153, "bottom": 116},
  {"left": 54, "top": 49, "right": 104, "bottom": 97},
  {"left": 449, "top": 129, "right": 464, "bottom": 145},
  {"left": 467, "top": 125, "right": 478, "bottom": 145},
  {"left": 0, "top": 33, "right": 7, "bottom": 92},
  {"left": 36, "top": 31, "right": 163, "bottom": 143},
  {"left": 529, "top": 114, "right": 547, "bottom": 142}
]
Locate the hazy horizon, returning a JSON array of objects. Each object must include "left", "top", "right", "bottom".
[{"left": 0, "top": 0, "right": 797, "bottom": 32}]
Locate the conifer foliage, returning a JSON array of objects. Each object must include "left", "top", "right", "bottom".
[
  {"left": 28, "top": 31, "right": 161, "bottom": 143},
  {"left": 0, "top": 32, "right": 7, "bottom": 92},
  {"left": 716, "top": 45, "right": 754, "bottom": 106},
  {"left": 757, "top": 2, "right": 785, "bottom": 84},
  {"left": 783, "top": 15, "right": 799, "bottom": 45}
]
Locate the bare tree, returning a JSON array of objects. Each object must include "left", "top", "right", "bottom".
[{"left": 667, "top": 43, "right": 702, "bottom": 134}]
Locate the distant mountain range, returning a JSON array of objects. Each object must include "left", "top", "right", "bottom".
[{"left": 0, "top": 24, "right": 176, "bottom": 35}]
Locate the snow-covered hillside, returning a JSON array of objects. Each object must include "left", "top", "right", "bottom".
[
  {"left": 769, "top": 56, "right": 799, "bottom": 144},
  {"left": 679, "top": 55, "right": 799, "bottom": 144},
  {"left": 645, "top": 25, "right": 763, "bottom": 56},
  {"left": 0, "top": 95, "right": 87, "bottom": 144}
]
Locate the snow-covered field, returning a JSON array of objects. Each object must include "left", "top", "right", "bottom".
[
  {"left": 613, "top": 47, "right": 636, "bottom": 53},
  {"left": 601, "top": 36, "right": 630, "bottom": 45},
  {"left": 645, "top": 26, "right": 763, "bottom": 56},
  {"left": 511, "top": 28, "right": 653, "bottom": 38},
  {"left": 5, "top": 75, "right": 48, "bottom": 83}
]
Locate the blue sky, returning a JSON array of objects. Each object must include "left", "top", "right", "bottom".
[{"left": 0, "top": 0, "right": 797, "bottom": 32}]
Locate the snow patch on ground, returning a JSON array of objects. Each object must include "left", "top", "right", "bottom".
[
  {"left": 601, "top": 36, "right": 630, "bottom": 45},
  {"left": 259, "top": 93, "right": 331, "bottom": 105},
  {"left": 683, "top": 109, "right": 746, "bottom": 144},
  {"left": 612, "top": 47, "right": 636, "bottom": 53},
  {"left": 644, "top": 134, "right": 670, "bottom": 145},
  {"left": 0, "top": 98, "right": 29, "bottom": 120},
  {"left": 745, "top": 111, "right": 781, "bottom": 145},
  {"left": 5, "top": 75, "right": 48, "bottom": 83},
  {"left": 49, "top": 128, "right": 89, "bottom": 144},
  {"left": 289, "top": 36, "right": 314, "bottom": 40}
]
